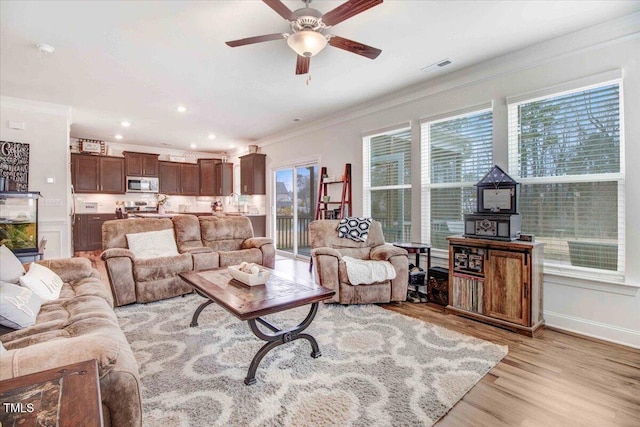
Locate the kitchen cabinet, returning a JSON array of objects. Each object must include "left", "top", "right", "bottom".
[
  {"left": 198, "top": 158, "right": 221, "bottom": 196},
  {"left": 240, "top": 153, "right": 266, "bottom": 195},
  {"left": 123, "top": 152, "right": 159, "bottom": 177},
  {"left": 214, "top": 162, "right": 234, "bottom": 196},
  {"left": 73, "top": 213, "right": 117, "bottom": 252},
  {"left": 72, "top": 154, "right": 125, "bottom": 194},
  {"left": 158, "top": 161, "right": 180, "bottom": 194},
  {"left": 180, "top": 163, "right": 200, "bottom": 196},
  {"left": 158, "top": 161, "right": 200, "bottom": 195},
  {"left": 446, "top": 236, "right": 544, "bottom": 336}
]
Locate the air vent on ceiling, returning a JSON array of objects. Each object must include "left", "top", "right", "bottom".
[{"left": 421, "top": 59, "right": 452, "bottom": 73}]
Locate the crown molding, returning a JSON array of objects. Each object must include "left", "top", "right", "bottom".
[
  {"left": 257, "top": 12, "right": 640, "bottom": 147},
  {"left": 0, "top": 96, "right": 72, "bottom": 119}
]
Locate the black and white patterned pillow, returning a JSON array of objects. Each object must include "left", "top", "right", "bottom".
[{"left": 336, "top": 217, "right": 372, "bottom": 242}]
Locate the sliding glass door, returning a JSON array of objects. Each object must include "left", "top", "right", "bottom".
[{"left": 274, "top": 163, "right": 318, "bottom": 258}]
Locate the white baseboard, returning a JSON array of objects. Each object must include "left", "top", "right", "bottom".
[{"left": 544, "top": 310, "right": 640, "bottom": 349}]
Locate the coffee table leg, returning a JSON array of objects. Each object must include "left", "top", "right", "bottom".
[
  {"left": 190, "top": 299, "right": 214, "bottom": 327},
  {"left": 244, "top": 302, "right": 321, "bottom": 385}
]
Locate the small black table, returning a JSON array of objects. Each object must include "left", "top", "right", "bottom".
[
  {"left": 392, "top": 242, "right": 431, "bottom": 301},
  {"left": 392, "top": 242, "right": 431, "bottom": 271}
]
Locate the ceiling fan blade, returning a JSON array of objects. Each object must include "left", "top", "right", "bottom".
[
  {"left": 226, "top": 33, "right": 286, "bottom": 47},
  {"left": 262, "top": 0, "right": 297, "bottom": 21},
  {"left": 296, "top": 55, "right": 310, "bottom": 75},
  {"left": 321, "top": 0, "right": 383, "bottom": 27},
  {"left": 328, "top": 35, "right": 381, "bottom": 59}
]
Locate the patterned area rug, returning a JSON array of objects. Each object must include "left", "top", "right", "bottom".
[{"left": 116, "top": 294, "right": 507, "bottom": 426}]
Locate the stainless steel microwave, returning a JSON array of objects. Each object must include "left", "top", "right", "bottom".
[{"left": 126, "top": 176, "right": 159, "bottom": 193}]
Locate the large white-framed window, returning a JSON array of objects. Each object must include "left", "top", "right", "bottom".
[
  {"left": 363, "top": 124, "right": 412, "bottom": 242},
  {"left": 420, "top": 106, "right": 493, "bottom": 251},
  {"left": 507, "top": 76, "right": 624, "bottom": 277}
]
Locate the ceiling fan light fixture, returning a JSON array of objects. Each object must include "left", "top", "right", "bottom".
[{"left": 287, "top": 30, "right": 327, "bottom": 57}]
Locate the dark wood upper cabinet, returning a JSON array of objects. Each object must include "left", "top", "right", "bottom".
[
  {"left": 72, "top": 154, "right": 100, "bottom": 193},
  {"left": 214, "top": 162, "right": 234, "bottom": 196},
  {"left": 240, "top": 153, "right": 266, "bottom": 195},
  {"left": 123, "top": 152, "right": 159, "bottom": 177},
  {"left": 198, "top": 158, "right": 221, "bottom": 196},
  {"left": 158, "top": 161, "right": 180, "bottom": 194},
  {"left": 180, "top": 163, "right": 200, "bottom": 196},
  {"left": 72, "top": 154, "right": 124, "bottom": 194},
  {"left": 159, "top": 161, "right": 200, "bottom": 195}
]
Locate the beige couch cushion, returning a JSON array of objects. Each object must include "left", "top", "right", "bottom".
[
  {"left": 199, "top": 216, "right": 254, "bottom": 252},
  {"left": 103, "top": 218, "right": 174, "bottom": 250},
  {"left": 132, "top": 253, "right": 193, "bottom": 282}
]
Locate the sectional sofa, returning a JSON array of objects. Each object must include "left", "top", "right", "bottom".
[
  {"left": 0, "top": 257, "right": 142, "bottom": 427},
  {"left": 101, "top": 214, "right": 275, "bottom": 306}
]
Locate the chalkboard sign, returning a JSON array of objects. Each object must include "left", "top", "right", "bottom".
[{"left": 0, "top": 141, "right": 30, "bottom": 191}]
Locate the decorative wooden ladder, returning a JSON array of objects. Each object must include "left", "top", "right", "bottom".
[
  {"left": 314, "top": 163, "right": 352, "bottom": 220},
  {"left": 310, "top": 163, "right": 352, "bottom": 272}
]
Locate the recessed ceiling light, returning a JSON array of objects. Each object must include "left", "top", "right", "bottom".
[
  {"left": 190, "top": 143, "right": 197, "bottom": 149},
  {"left": 177, "top": 105, "right": 187, "bottom": 113},
  {"left": 36, "top": 43, "right": 55, "bottom": 54},
  {"left": 208, "top": 133, "right": 216, "bottom": 140},
  {"left": 115, "top": 134, "right": 123, "bottom": 140},
  {"left": 121, "top": 121, "right": 131, "bottom": 127},
  {"left": 228, "top": 144, "right": 236, "bottom": 148}
]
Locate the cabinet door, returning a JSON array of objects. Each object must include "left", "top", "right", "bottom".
[
  {"left": 72, "top": 215, "right": 87, "bottom": 251},
  {"left": 159, "top": 161, "right": 180, "bottom": 194},
  {"left": 87, "top": 215, "right": 114, "bottom": 250},
  {"left": 124, "top": 153, "right": 159, "bottom": 177},
  {"left": 214, "top": 163, "right": 234, "bottom": 196},
  {"left": 180, "top": 163, "right": 200, "bottom": 196},
  {"left": 99, "top": 157, "right": 125, "bottom": 193},
  {"left": 198, "top": 159, "right": 218, "bottom": 196},
  {"left": 485, "top": 249, "right": 529, "bottom": 326},
  {"left": 72, "top": 154, "right": 100, "bottom": 193},
  {"left": 240, "top": 154, "right": 266, "bottom": 195}
]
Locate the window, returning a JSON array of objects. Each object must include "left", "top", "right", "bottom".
[
  {"left": 508, "top": 80, "right": 624, "bottom": 275},
  {"left": 363, "top": 125, "right": 412, "bottom": 242},
  {"left": 421, "top": 108, "right": 493, "bottom": 250}
]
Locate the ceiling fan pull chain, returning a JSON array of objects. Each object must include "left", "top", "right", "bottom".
[{"left": 306, "top": 74, "right": 312, "bottom": 86}]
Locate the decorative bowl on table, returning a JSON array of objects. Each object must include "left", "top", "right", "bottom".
[{"left": 228, "top": 263, "right": 271, "bottom": 286}]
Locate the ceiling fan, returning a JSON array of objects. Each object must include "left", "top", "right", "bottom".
[{"left": 225, "top": 0, "right": 383, "bottom": 75}]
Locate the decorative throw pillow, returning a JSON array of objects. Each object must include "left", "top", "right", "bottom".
[
  {"left": 0, "top": 281, "right": 43, "bottom": 329},
  {"left": 0, "top": 244, "right": 26, "bottom": 284},
  {"left": 337, "top": 217, "right": 373, "bottom": 242},
  {"left": 0, "top": 341, "right": 6, "bottom": 353},
  {"left": 126, "top": 228, "right": 179, "bottom": 260},
  {"left": 19, "top": 262, "right": 64, "bottom": 301}
]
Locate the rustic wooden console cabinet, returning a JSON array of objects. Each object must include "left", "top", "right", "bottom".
[{"left": 446, "top": 236, "right": 545, "bottom": 336}]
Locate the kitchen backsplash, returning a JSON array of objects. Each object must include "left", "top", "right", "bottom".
[{"left": 74, "top": 193, "right": 266, "bottom": 215}]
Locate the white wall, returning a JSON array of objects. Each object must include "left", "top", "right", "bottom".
[
  {"left": 1, "top": 97, "right": 72, "bottom": 258},
  {"left": 257, "top": 16, "right": 640, "bottom": 347}
]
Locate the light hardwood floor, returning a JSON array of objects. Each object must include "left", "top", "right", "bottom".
[
  {"left": 84, "top": 252, "right": 640, "bottom": 426},
  {"left": 274, "top": 256, "right": 640, "bottom": 427}
]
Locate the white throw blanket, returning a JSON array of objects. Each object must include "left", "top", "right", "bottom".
[{"left": 342, "top": 256, "right": 396, "bottom": 286}]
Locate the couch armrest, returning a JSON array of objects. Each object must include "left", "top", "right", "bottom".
[
  {"left": 101, "top": 249, "right": 136, "bottom": 306},
  {"left": 101, "top": 248, "right": 135, "bottom": 261},
  {"left": 370, "top": 244, "right": 408, "bottom": 261},
  {"left": 242, "top": 237, "right": 273, "bottom": 249},
  {"left": 243, "top": 238, "right": 276, "bottom": 269},
  {"left": 35, "top": 257, "right": 95, "bottom": 283},
  {"left": 311, "top": 247, "right": 342, "bottom": 258}
]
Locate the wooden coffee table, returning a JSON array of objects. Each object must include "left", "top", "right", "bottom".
[{"left": 179, "top": 268, "right": 335, "bottom": 385}]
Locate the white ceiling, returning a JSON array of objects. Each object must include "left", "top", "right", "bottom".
[{"left": 1, "top": 0, "right": 639, "bottom": 154}]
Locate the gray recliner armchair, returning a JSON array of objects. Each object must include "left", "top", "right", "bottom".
[{"left": 309, "top": 219, "right": 408, "bottom": 304}]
